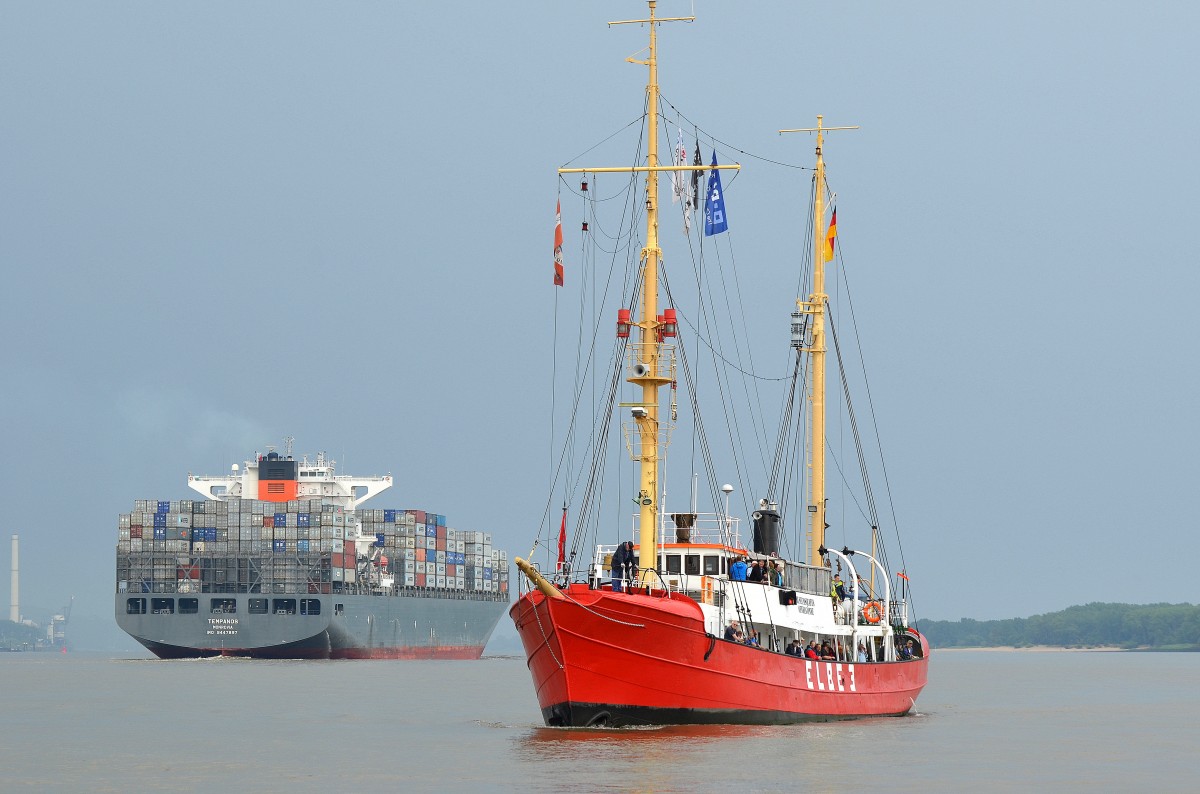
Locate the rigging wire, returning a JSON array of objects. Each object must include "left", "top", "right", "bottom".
[{"left": 659, "top": 94, "right": 815, "bottom": 172}]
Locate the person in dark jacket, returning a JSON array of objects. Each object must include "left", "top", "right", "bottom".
[
  {"left": 747, "top": 560, "right": 764, "bottom": 583},
  {"left": 610, "top": 541, "right": 636, "bottom": 592}
]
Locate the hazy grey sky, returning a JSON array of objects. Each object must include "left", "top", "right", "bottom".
[{"left": 2, "top": 1, "right": 1197, "bottom": 644}]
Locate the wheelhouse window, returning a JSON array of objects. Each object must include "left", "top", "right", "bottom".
[
  {"left": 300, "top": 599, "right": 321, "bottom": 616},
  {"left": 703, "top": 556, "right": 721, "bottom": 575},
  {"left": 273, "top": 599, "right": 296, "bottom": 615},
  {"left": 210, "top": 598, "right": 236, "bottom": 614},
  {"left": 684, "top": 555, "right": 701, "bottom": 575},
  {"left": 248, "top": 598, "right": 269, "bottom": 615},
  {"left": 151, "top": 598, "right": 174, "bottom": 614},
  {"left": 126, "top": 598, "right": 147, "bottom": 615},
  {"left": 665, "top": 554, "right": 682, "bottom": 574},
  {"left": 179, "top": 598, "right": 198, "bottom": 614}
]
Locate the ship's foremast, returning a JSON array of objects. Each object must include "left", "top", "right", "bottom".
[{"left": 557, "top": 2, "right": 737, "bottom": 582}]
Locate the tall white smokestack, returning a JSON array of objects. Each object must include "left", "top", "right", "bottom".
[{"left": 9, "top": 534, "right": 17, "bottom": 624}]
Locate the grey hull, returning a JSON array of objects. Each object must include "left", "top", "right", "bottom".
[{"left": 117, "top": 591, "right": 507, "bottom": 659}]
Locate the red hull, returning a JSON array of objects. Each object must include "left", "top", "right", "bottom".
[{"left": 510, "top": 584, "right": 928, "bottom": 727}]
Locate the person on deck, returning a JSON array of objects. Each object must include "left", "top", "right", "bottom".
[
  {"left": 747, "top": 560, "right": 764, "bottom": 583},
  {"left": 805, "top": 641, "right": 821, "bottom": 660},
  {"left": 729, "top": 557, "right": 748, "bottom": 581},
  {"left": 724, "top": 620, "right": 741, "bottom": 641},
  {"left": 831, "top": 574, "right": 847, "bottom": 602},
  {"left": 610, "top": 541, "right": 635, "bottom": 593}
]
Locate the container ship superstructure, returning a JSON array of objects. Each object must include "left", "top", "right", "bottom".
[{"left": 116, "top": 448, "right": 509, "bottom": 659}]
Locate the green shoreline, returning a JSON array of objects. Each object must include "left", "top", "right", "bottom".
[{"left": 919, "top": 602, "right": 1199, "bottom": 651}]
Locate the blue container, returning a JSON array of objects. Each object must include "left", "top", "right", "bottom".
[
  {"left": 191, "top": 529, "right": 204, "bottom": 541},
  {"left": 273, "top": 539, "right": 286, "bottom": 552},
  {"left": 297, "top": 539, "right": 310, "bottom": 552},
  {"left": 274, "top": 513, "right": 286, "bottom": 527},
  {"left": 153, "top": 527, "right": 167, "bottom": 540},
  {"left": 375, "top": 533, "right": 385, "bottom": 548},
  {"left": 297, "top": 513, "right": 310, "bottom": 527},
  {"left": 426, "top": 526, "right": 436, "bottom": 537},
  {"left": 157, "top": 501, "right": 170, "bottom": 514},
  {"left": 384, "top": 510, "right": 396, "bottom": 523},
  {"left": 153, "top": 514, "right": 167, "bottom": 528},
  {"left": 205, "top": 528, "right": 217, "bottom": 542}
]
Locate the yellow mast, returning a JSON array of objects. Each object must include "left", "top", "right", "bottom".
[
  {"left": 633, "top": 0, "right": 664, "bottom": 584},
  {"left": 559, "top": 2, "right": 736, "bottom": 587},
  {"left": 779, "top": 117, "right": 857, "bottom": 565}
]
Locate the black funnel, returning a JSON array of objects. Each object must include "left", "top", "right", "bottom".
[{"left": 752, "top": 508, "right": 781, "bottom": 557}]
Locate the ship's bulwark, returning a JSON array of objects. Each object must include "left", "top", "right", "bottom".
[{"left": 510, "top": 585, "right": 928, "bottom": 728}]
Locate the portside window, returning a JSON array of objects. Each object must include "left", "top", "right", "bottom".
[
  {"left": 703, "top": 556, "right": 721, "bottom": 575},
  {"left": 151, "top": 598, "right": 174, "bottom": 614},
  {"left": 126, "top": 598, "right": 147, "bottom": 615},
  {"left": 272, "top": 599, "right": 296, "bottom": 615},
  {"left": 300, "top": 599, "right": 320, "bottom": 616},
  {"left": 210, "top": 598, "right": 236, "bottom": 614},
  {"left": 684, "top": 555, "right": 701, "bottom": 575},
  {"left": 334, "top": 603, "right": 344, "bottom": 616},
  {"left": 665, "top": 554, "right": 682, "bottom": 574},
  {"left": 179, "top": 598, "right": 198, "bottom": 614},
  {"left": 248, "top": 598, "right": 269, "bottom": 615}
]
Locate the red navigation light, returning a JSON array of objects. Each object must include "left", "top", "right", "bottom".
[
  {"left": 582, "top": 221, "right": 588, "bottom": 232},
  {"left": 581, "top": 179, "right": 589, "bottom": 192},
  {"left": 661, "top": 308, "right": 678, "bottom": 338},
  {"left": 616, "top": 309, "right": 631, "bottom": 338}
]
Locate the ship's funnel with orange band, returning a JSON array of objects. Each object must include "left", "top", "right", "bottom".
[{"left": 257, "top": 451, "right": 298, "bottom": 502}]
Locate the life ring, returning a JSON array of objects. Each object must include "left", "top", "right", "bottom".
[{"left": 861, "top": 601, "right": 882, "bottom": 624}]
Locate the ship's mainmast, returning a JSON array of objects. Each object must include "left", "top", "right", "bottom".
[{"left": 780, "top": 117, "right": 856, "bottom": 565}]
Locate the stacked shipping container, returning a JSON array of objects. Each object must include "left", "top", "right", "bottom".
[
  {"left": 354, "top": 508, "right": 508, "bottom": 593},
  {"left": 115, "top": 499, "right": 509, "bottom": 600}
]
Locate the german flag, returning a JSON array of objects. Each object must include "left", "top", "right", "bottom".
[
  {"left": 553, "top": 200, "right": 565, "bottom": 286},
  {"left": 823, "top": 207, "right": 837, "bottom": 263}
]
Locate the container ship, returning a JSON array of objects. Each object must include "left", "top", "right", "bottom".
[{"left": 115, "top": 448, "right": 509, "bottom": 659}]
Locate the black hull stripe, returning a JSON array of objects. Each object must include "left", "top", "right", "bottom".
[
  {"left": 542, "top": 701, "right": 914, "bottom": 728},
  {"left": 138, "top": 634, "right": 329, "bottom": 660}
]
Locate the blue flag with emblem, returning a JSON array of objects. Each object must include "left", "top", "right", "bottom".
[{"left": 704, "top": 151, "right": 729, "bottom": 236}]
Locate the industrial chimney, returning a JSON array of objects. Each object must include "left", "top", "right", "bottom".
[{"left": 9, "top": 534, "right": 18, "bottom": 624}]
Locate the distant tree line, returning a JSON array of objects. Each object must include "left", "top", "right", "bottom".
[
  {"left": 1, "top": 619, "right": 44, "bottom": 650},
  {"left": 920, "top": 603, "right": 1200, "bottom": 650}
]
